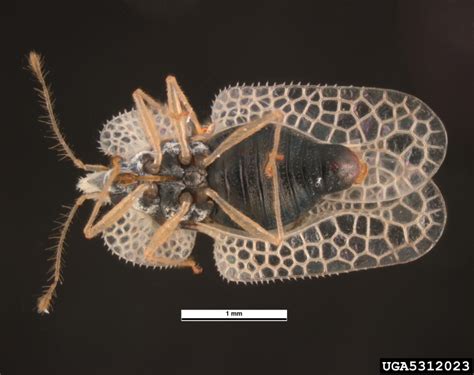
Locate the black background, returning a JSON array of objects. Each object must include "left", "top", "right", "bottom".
[{"left": 3, "top": 0, "right": 473, "bottom": 374}]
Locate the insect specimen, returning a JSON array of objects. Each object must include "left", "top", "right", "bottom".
[{"left": 29, "top": 52, "right": 447, "bottom": 313}]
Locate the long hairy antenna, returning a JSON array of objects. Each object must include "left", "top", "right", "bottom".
[
  {"left": 28, "top": 51, "right": 106, "bottom": 172},
  {"left": 37, "top": 195, "right": 90, "bottom": 314},
  {"left": 28, "top": 51, "right": 89, "bottom": 170}
]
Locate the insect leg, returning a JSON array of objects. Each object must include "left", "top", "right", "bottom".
[
  {"left": 201, "top": 110, "right": 284, "bottom": 167},
  {"left": 143, "top": 193, "right": 202, "bottom": 273},
  {"left": 267, "top": 123, "right": 284, "bottom": 242},
  {"left": 132, "top": 89, "right": 164, "bottom": 170},
  {"left": 28, "top": 52, "right": 107, "bottom": 172},
  {"left": 166, "top": 75, "right": 213, "bottom": 137},
  {"left": 193, "top": 120, "right": 286, "bottom": 243},
  {"left": 204, "top": 188, "right": 281, "bottom": 246},
  {"left": 83, "top": 184, "right": 149, "bottom": 239},
  {"left": 165, "top": 76, "right": 193, "bottom": 165},
  {"left": 37, "top": 192, "right": 100, "bottom": 314},
  {"left": 82, "top": 156, "right": 147, "bottom": 239},
  {"left": 184, "top": 221, "right": 228, "bottom": 239}
]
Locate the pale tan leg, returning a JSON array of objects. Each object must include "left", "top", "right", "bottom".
[
  {"left": 347, "top": 146, "right": 369, "bottom": 185},
  {"left": 143, "top": 193, "right": 201, "bottom": 273},
  {"left": 204, "top": 188, "right": 281, "bottom": 246},
  {"left": 133, "top": 89, "right": 163, "bottom": 169},
  {"left": 81, "top": 156, "right": 119, "bottom": 237},
  {"left": 190, "top": 122, "right": 215, "bottom": 142},
  {"left": 192, "top": 122, "right": 285, "bottom": 245},
  {"left": 166, "top": 75, "right": 212, "bottom": 136},
  {"left": 153, "top": 257, "right": 202, "bottom": 274},
  {"left": 133, "top": 88, "right": 166, "bottom": 113},
  {"left": 202, "top": 117, "right": 286, "bottom": 244},
  {"left": 37, "top": 192, "right": 100, "bottom": 314},
  {"left": 201, "top": 110, "right": 284, "bottom": 167},
  {"left": 188, "top": 221, "right": 241, "bottom": 241},
  {"left": 84, "top": 183, "right": 148, "bottom": 239},
  {"left": 82, "top": 156, "right": 147, "bottom": 239},
  {"left": 266, "top": 123, "right": 285, "bottom": 241},
  {"left": 166, "top": 76, "right": 193, "bottom": 164},
  {"left": 28, "top": 52, "right": 106, "bottom": 172}
]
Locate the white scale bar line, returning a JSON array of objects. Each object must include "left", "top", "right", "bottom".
[{"left": 181, "top": 309, "right": 287, "bottom": 321}]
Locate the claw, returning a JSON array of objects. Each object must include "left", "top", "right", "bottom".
[
  {"left": 192, "top": 123, "right": 215, "bottom": 141},
  {"left": 264, "top": 152, "right": 285, "bottom": 178},
  {"left": 191, "top": 262, "right": 203, "bottom": 274}
]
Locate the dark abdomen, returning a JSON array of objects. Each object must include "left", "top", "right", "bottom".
[{"left": 207, "top": 125, "right": 335, "bottom": 230}]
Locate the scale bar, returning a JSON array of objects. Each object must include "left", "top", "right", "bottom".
[{"left": 181, "top": 309, "right": 287, "bottom": 322}]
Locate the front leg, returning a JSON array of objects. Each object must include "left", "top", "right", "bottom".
[
  {"left": 83, "top": 184, "right": 148, "bottom": 239},
  {"left": 133, "top": 89, "right": 164, "bottom": 170},
  {"left": 166, "top": 76, "right": 194, "bottom": 164},
  {"left": 166, "top": 75, "right": 213, "bottom": 137},
  {"left": 82, "top": 156, "right": 149, "bottom": 239}
]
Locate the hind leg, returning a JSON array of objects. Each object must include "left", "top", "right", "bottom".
[
  {"left": 264, "top": 123, "right": 285, "bottom": 242},
  {"left": 201, "top": 111, "right": 283, "bottom": 167}
]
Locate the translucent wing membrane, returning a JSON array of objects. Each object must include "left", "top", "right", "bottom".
[
  {"left": 211, "top": 85, "right": 447, "bottom": 202},
  {"left": 212, "top": 181, "right": 445, "bottom": 283},
  {"left": 103, "top": 207, "right": 196, "bottom": 267},
  {"left": 100, "top": 108, "right": 178, "bottom": 161}
]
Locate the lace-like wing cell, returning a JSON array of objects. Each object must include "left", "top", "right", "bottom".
[
  {"left": 212, "top": 181, "right": 445, "bottom": 283},
  {"left": 102, "top": 207, "right": 196, "bottom": 268},
  {"left": 211, "top": 85, "right": 447, "bottom": 203},
  {"left": 100, "top": 108, "right": 177, "bottom": 161}
]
